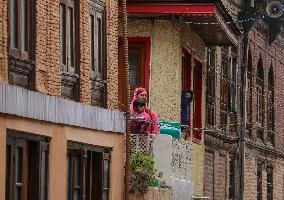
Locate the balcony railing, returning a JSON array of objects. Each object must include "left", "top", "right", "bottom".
[{"left": 131, "top": 134, "right": 194, "bottom": 200}]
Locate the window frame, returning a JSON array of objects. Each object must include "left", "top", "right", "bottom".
[
  {"left": 228, "top": 156, "right": 235, "bottom": 200},
  {"left": 257, "top": 163, "right": 262, "bottom": 200},
  {"left": 206, "top": 47, "right": 216, "bottom": 127},
  {"left": 267, "top": 167, "right": 273, "bottom": 200},
  {"left": 5, "top": 131, "right": 49, "bottom": 200},
  {"left": 89, "top": 0, "right": 107, "bottom": 107},
  {"left": 66, "top": 142, "right": 111, "bottom": 200}
]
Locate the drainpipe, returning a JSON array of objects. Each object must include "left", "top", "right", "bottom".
[{"left": 121, "top": 0, "right": 130, "bottom": 199}]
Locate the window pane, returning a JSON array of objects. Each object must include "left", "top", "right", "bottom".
[
  {"left": 97, "top": 17, "right": 102, "bottom": 74},
  {"left": 130, "top": 70, "right": 139, "bottom": 86},
  {"left": 90, "top": 14, "right": 95, "bottom": 71},
  {"left": 9, "top": 0, "right": 18, "bottom": 48},
  {"left": 67, "top": 6, "right": 74, "bottom": 70},
  {"left": 16, "top": 147, "right": 23, "bottom": 183},
  {"left": 21, "top": 0, "right": 28, "bottom": 52},
  {"left": 60, "top": 4, "right": 66, "bottom": 65},
  {"left": 103, "top": 191, "right": 108, "bottom": 200},
  {"left": 74, "top": 156, "right": 80, "bottom": 187},
  {"left": 40, "top": 151, "right": 47, "bottom": 200},
  {"left": 16, "top": 187, "right": 22, "bottom": 200},
  {"left": 103, "top": 159, "right": 109, "bottom": 188}
]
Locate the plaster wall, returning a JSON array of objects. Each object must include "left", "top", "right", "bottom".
[
  {"left": 120, "top": 18, "right": 206, "bottom": 197},
  {"left": 0, "top": 114, "right": 125, "bottom": 200}
]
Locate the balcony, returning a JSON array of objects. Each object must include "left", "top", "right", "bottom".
[{"left": 131, "top": 134, "right": 194, "bottom": 200}]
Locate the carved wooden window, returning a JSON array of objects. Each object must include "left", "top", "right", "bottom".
[
  {"left": 228, "top": 156, "right": 235, "bottom": 200},
  {"left": 267, "top": 66, "right": 275, "bottom": 146},
  {"left": 67, "top": 142, "right": 110, "bottom": 200},
  {"left": 5, "top": 131, "right": 49, "bottom": 200},
  {"left": 60, "top": 0, "right": 80, "bottom": 100},
  {"left": 230, "top": 48, "right": 238, "bottom": 112},
  {"left": 220, "top": 48, "right": 229, "bottom": 131},
  {"left": 267, "top": 167, "right": 273, "bottom": 200},
  {"left": 8, "top": 0, "right": 35, "bottom": 89},
  {"left": 246, "top": 50, "right": 253, "bottom": 137},
  {"left": 89, "top": 0, "right": 107, "bottom": 107},
  {"left": 256, "top": 57, "right": 264, "bottom": 140},
  {"left": 257, "top": 163, "right": 262, "bottom": 200},
  {"left": 206, "top": 47, "right": 215, "bottom": 127}
]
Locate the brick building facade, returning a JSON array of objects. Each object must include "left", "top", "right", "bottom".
[
  {"left": 0, "top": 0, "right": 125, "bottom": 199},
  {"left": 203, "top": 0, "right": 284, "bottom": 199}
]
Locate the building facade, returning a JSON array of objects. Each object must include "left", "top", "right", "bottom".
[
  {"left": 203, "top": 0, "right": 284, "bottom": 199},
  {"left": 118, "top": 0, "right": 239, "bottom": 197},
  {"left": 0, "top": 0, "right": 125, "bottom": 200}
]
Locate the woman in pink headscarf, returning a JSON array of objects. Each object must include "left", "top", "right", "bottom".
[{"left": 130, "top": 87, "right": 160, "bottom": 134}]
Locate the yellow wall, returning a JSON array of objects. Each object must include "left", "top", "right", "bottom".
[
  {"left": 0, "top": 114, "right": 125, "bottom": 200},
  {"left": 119, "top": 18, "right": 206, "bottom": 196}
]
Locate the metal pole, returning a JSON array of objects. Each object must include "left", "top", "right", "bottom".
[{"left": 121, "top": 0, "right": 131, "bottom": 199}]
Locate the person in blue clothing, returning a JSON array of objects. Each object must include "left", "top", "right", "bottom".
[{"left": 181, "top": 89, "right": 193, "bottom": 139}]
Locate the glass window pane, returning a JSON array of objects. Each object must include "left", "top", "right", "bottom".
[
  {"left": 74, "top": 189, "right": 80, "bottom": 200},
  {"left": 16, "top": 186, "right": 22, "bottom": 200},
  {"left": 16, "top": 147, "right": 23, "bottom": 183},
  {"left": 21, "top": 0, "right": 28, "bottom": 52},
  {"left": 74, "top": 156, "right": 80, "bottom": 187},
  {"left": 40, "top": 151, "right": 47, "bottom": 200},
  {"left": 90, "top": 14, "right": 95, "bottom": 71},
  {"left": 129, "top": 52, "right": 139, "bottom": 70},
  {"left": 103, "top": 159, "right": 109, "bottom": 188},
  {"left": 130, "top": 70, "right": 139, "bottom": 86},
  {"left": 103, "top": 191, "right": 108, "bottom": 200},
  {"left": 67, "top": 6, "right": 74, "bottom": 70},
  {"left": 60, "top": 4, "right": 66, "bottom": 65},
  {"left": 9, "top": 0, "right": 18, "bottom": 48},
  {"left": 97, "top": 17, "right": 102, "bottom": 74}
]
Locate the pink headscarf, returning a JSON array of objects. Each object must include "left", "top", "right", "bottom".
[{"left": 130, "top": 87, "right": 160, "bottom": 134}]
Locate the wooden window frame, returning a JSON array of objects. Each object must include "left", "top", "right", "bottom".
[
  {"left": 257, "top": 163, "right": 262, "bottom": 200},
  {"left": 206, "top": 47, "right": 216, "bottom": 127},
  {"left": 67, "top": 142, "right": 111, "bottom": 200},
  {"left": 228, "top": 156, "right": 235, "bottom": 200},
  {"left": 5, "top": 131, "right": 49, "bottom": 200},
  {"left": 267, "top": 167, "right": 273, "bottom": 200},
  {"left": 8, "top": 0, "right": 36, "bottom": 90},
  {"left": 89, "top": 0, "right": 107, "bottom": 107},
  {"left": 60, "top": 0, "right": 80, "bottom": 101}
]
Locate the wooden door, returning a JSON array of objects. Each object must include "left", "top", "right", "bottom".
[{"left": 118, "top": 43, "right": 146, "bottom": 111}]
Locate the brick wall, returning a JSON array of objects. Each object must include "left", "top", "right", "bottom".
[
  {"left": 0, "top": 0, "right": 8, "bottom": 83},
  {"left": 0, "top": 0, "right": 119, "bottom": 108}
]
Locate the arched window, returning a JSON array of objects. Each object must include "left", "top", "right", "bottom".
[
  {"left": 256, "top": 56, "right": 264, "bottom": 141},
  {"left": 267, "top": 66, "right": 275, "bottom": 145},
  {"left": 246, "top": 49, "right": 253, "bottom": 137}
]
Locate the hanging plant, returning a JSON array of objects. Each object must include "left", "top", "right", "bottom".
[{"left": 130, "top": 152, "right": 156, "bottom": 194}]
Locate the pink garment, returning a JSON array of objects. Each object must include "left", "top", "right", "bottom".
[
  {"left": 130, "top": 87, "right": 160, "bottom": 134},
  {"left": 130, "top": 111, "right": 151, "bottom": 134}
]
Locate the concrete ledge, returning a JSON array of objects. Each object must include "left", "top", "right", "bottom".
[{"left": 0, "top": 84, "right": 125, "bottom": 133}]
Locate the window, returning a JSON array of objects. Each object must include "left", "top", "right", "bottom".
[
  {"left": 256, "top": 57, "right": 264, "bottom": 141},
  {"left": 89, "top": 0, "right": 107, "bottom": 107},
  {"left": 267, "top": 167, "right": 273, "bottom": 200},
  {"left": 67, "top": 143, "right": 110, "bottom": 200},
  {"left": 206, "top": 47, "right": 215, "bottom": 127},
  {"left": 220, "top": 48, "right": 229, "bottom": 131},
  {"left": 60, "top": 0, "right": 80, "bottom": 100},
  {"left": 118, "top": 39, "right": 147, "bottom": 111},
  {"left": 5, "top": 131, "right": 49, "bottom": 200},
  {"left": 228, "top": 156, "right": 235, "bottom": 199},
  {"left": 8, "top": 0, "right": 35, "bottom": 89},
  {"left": 230, "top": 48, "right": 238, "bottom": 112},
  {"left": 257, "top": 163, "right": 262, "bottom": 200},
  {"left": 267, "top": 66, "right": 275, "bottom": 146},
  {"left": 246, "top": 50, "right": 253, "bottom": 137}
]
